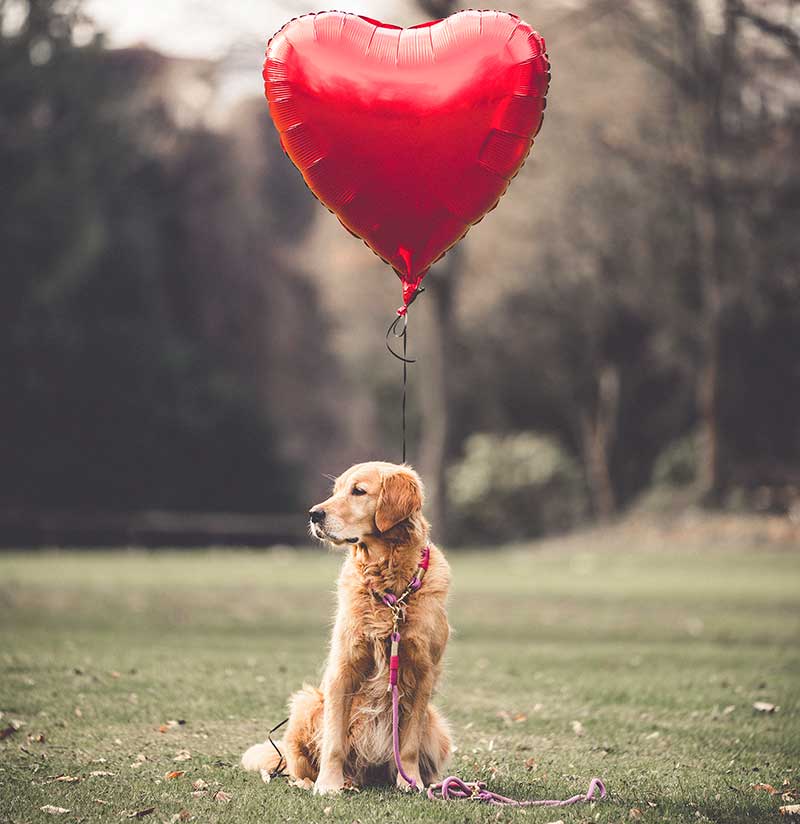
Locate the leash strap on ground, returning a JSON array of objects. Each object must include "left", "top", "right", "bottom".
[{"left": 426, "top": 775, "right": 607, "bottom": 806}]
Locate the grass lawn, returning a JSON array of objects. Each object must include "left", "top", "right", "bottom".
[{"left": 1, "top": 522, "right": 798, "bottom": 823}]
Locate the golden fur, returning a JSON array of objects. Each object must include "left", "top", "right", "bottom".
[{"left": 241, "top": 462, "right": 452, "bottom": 794}]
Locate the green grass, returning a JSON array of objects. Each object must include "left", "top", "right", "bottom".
[{"left": 1, "top": 527, "right": 798, "bottom": 823}]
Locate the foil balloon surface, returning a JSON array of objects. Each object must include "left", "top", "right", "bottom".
[{"left": 263, "top": 9, "right": 550, "bottom": 310}]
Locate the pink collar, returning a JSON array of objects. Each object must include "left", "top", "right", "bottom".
[{"left": 374, "top": 545, "right": 430, "bottom": 610}]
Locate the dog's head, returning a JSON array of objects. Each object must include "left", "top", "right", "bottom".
[{"left": 308, "top": 461, "right": 424, "bottom": 546}]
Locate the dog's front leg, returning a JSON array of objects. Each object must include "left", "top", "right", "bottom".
[
  {"left": 314, "top": 653, "right": 357, "bottom": 795},
  {"left": 395, "top": 668, "right": 434, "bottom": 791}
]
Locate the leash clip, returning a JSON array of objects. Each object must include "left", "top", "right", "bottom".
[{"left": 389, "top": 601, "right": 406, "bottom": 627}]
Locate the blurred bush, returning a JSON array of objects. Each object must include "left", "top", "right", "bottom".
[
  {"left": 651, "top": 432, "right": 700, "bottom": 489},
  {"left": 447, "top": 431, "right": 588, "bottom": 543}
]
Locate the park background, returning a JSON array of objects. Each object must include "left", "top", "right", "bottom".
[
  {"left": 1, "top": 1, "right": 799, "bottom": 823},
  {"left": 2, "top": 0, "right": 799, "bottom": 545}
]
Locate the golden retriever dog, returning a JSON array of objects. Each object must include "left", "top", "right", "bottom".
[{"left": 241, "top": 461, "right": 452, "bottom": 794}]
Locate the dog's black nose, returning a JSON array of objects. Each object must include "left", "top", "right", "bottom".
[{"left": 309, "top": 509, "right": 325, "bottom": 524}]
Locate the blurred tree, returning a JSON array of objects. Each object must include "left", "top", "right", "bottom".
[
  {"left": 0, "top": 0, "right": 337, "bottom": 517},
  {"left": 617, "top": 0, "right": 800, "bottom": 501},
  {"left": 442, "top": 0, "right": 800, "bottom": 524},
  {"left": 417, "top": 247, "right": 461, "bottom": 538},
  {"left": 453, "top": 158, "right": 693, "bottom": 519}
]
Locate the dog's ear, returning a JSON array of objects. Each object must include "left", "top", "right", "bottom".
[{"left": 375, "top": 467, "right": 423, "bottom": 533}]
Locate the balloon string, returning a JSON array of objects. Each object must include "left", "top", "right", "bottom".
[
  {"left": 402, "top": 328, "right": 407, "bottom": 464},
  {"left": 385, "top": 312, "right": 414, "bottom": 464},
  {"left": 386, "top": 286, "right": 424, "bottom": 464}
]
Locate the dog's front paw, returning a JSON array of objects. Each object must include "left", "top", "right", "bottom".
[
  {"left": 314, "top": 770, "right": 345, "bottom": 796},
  {"left": 396, "top": 769, "right": 424, "bottom": 792}
]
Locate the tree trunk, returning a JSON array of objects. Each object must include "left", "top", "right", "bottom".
[
  {"left": 694, "top": 0, "right": 738, "bottom": 500},
  {"left": 580, "top": 363, "right": 619, "bottom": 519},
  {"left": 417, "top": 248, "right": 460, "bottom": 540},
  {"left": 694, "top": 203, "right": 723, "bottom": 498}
]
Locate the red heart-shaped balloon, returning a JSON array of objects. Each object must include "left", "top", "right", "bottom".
[{"left": 263, "top": 10, "right": 549, "bottom": 309}]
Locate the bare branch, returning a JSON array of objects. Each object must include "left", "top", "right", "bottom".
[{"left": 737, "top": 3, "right": 800, "bottom": 62}]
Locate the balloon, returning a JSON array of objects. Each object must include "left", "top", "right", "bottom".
[{"left": 263, "top": 10, "right": 549, "bottom": 311}]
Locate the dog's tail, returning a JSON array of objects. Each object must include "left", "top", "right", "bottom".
[{"left": 241, "top": 740, "right": 284, "bottom": 775}]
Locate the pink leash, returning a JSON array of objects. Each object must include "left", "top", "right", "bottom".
[
  {"left": 426, "top": 774, "right": 607, "bottom": 806},
  {"left": 384, "top": 547, "right": 607, "bottom": 807}
]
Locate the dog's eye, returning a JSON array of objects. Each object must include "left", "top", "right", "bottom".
[{"left": 351, "top": 486, "right": 366, "bottom": 496}]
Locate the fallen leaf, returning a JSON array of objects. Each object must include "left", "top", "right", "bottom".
[
  {"left": 645, "top": 731, "right": 660, "bottom": 740},
  {"left": 130, "top": 753, "right": 148, "bottom": 769},
  {"left": 544, "top": 820, "right": 564, "bottom": 824},
  {"left": 53, "top": 775, "right": 81, "bottom": 783},
  {"left": 41, "top": 806, "right": 70, "bottom": 815},
  {"left": 752, "top": 783, "right": 778, "bottom": 794},
  {"left": 110, "top": 671, "right": 121, "bottom": 679},
  {"left": 753, "top": 701, "right": 778, "bottom": 713},
  {"left": 780, "top": 805, "right": 800, "bottom": 816},
  {"left": 158, "top": 718, "right": 186, "bottom": 732},
  {"left": 159, "top": 719, "right": 187, "bottom": 732},
  {"left": 164, "top": 771, "right": 184, "bottom": 781},
  {"left": 722, "top": 705, "right": 735, "bottom": 715},
  {"left": 125, "top": 808, "right": 155, "bottom": 818},
  {"left": 28, "top": 733, "right": 46, "bottom": 743},
  {"left": 190, "top": 791, "right": 207, "bottom": 798},
  {"left": 512, "top": 713, "right": 527, "bottom": 723},
  {"left": 323, "top": 807, "right": 332, "bottom": 815},
  {"left": 629, "top": 809, "right": 643, "bottom": 819},
  {"left": 169, "top": 811, "right": 191, "bottom": 824},
  {"left": 74, "top": 707, "right": 82, "bottom": 718},
  {"left": 213, "top": 790, "right": 232, "bottom": 803},
  {"left": 524, "top": 757, "right": 538, "bottom": 771},
  {"left": 191, "top": 779, "right": 208, "bottom": 791},
  {"left": 89, "top": 771, "right": 115, "bottom": 778},
  {"left": 571, "top": 720, "right": 585, "bottom": 737},
  {"left": 173, "top": 749, "right": 191, "bottom": 762},
  {"left": 94, "top": 799, "right": 109, "bottom": 805}
]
